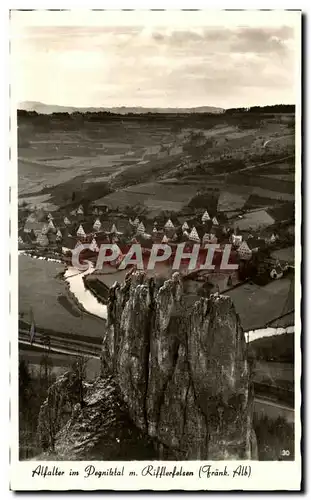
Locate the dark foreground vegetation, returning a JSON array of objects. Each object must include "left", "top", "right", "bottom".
[
  {"left": 253, "top": 414, "right": 294, "bottom": 461},
  {"left": 19, "top": 336, "right": 295, "bottom": 461}
]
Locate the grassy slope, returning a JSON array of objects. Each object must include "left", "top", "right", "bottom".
[{"left": 18, "top": 255, "right": 105, "bottom": 338}]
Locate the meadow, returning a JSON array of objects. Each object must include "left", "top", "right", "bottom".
[
  {"left": 227, "top": 277, "right": 294, "bottom": 331},
  {"left": 18, "top": 254, "right": 105, "bottom": 338}
]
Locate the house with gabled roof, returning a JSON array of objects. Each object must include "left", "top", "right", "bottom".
[
  {"left": 269, "top": 233, "right": 278, "bottom": 243},
  {"left": 56, "top": 229, "right": 62, "bottom": 241},
  {"left": 202, "top": 210, "right": 210, "bottom": 223},
  {"left": 137, "top": 221, "right": 146, "bottom": 233},
  {"left": 77, "top": 224, "right": 86, "bottom": 239},
  {"left": 189, "top": 226, "right": 200, "bottom": 243},
  {"left": 270, "top": 263, "right": 284, "bottom": 280},
  {"left": 48, "top": 219, "right": 56, "bottom": 232},
  {"left": 93, "top": 218, "right": 101, "bottom": 231},
  {"left": 230, "top": 233, "right": 243, "bottom": 247},
  {"left": 237, "top": 241, "right": 252, "bottom": 260},
  {"left": 164, "top": 219, "right": 175, "bottom": 230}
]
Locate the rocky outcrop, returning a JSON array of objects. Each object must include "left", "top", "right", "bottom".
[
  {"left": 102, "top": 271, "right": 257, "bottom": 460},
  {"left": 35, "top": 271, "right": 256, "bottom": 460},
  {"left": 36, "top": 373, "right": 157, "bottom": 460},
  {"left": 37, "top": 371, "right": 80, "bottom": 452}
]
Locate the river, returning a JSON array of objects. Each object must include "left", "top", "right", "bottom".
[
  {"left": 63, "top": 262, "right": 294, "bottom": 342},
  {"left": 247, "top": 326, "right": 294, "bottom": 343},
  {"left": 18, "top": 252, "right": 294, "bottom": 341},
  {"left": 64, "top": 262, "right": 108, "bottom": 320}
]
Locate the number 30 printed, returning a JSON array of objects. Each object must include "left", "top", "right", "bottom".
[{"left": 281, "top": 450, "right": 291, "bottom": 457}]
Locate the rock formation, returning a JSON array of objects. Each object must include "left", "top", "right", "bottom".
[
  {"left": 102, "top": 271, "right": 257, "bottom": 460},
  {"left": 36, "top": 372, "right": 156, "bottom": 460},
  {"left": 35, "top": 271, "right": 257, "bottom": 460}
]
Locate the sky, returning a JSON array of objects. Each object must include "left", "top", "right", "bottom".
[{"left": 10, "top": 10, "right": 300, "bottom": 109}]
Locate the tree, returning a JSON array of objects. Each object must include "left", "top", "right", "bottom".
[
  {"left": 19, "top": 360, "right": 31, "bottom": 398},
  {"left": 71, "top": 354, "right": 88, "bottom": 408},
  {"left": 39, "top": 334, "right": 53, "bottom": 391},
  {"left": 227, "top": 275, "right": 233, "bottom": 288},
  {"left": 19, "top": 360, "right": 33, "bottom": 425},
  {"left": 19, "top": 360, "right": 38, "bottom": 459}
]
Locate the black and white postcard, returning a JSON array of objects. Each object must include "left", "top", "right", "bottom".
[{"left": 9, "top": 9, "right": 302, "bottom": 491}]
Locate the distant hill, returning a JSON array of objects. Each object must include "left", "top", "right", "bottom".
[{"left": 18, "top": 101, "right": 224, "bottom": 115}]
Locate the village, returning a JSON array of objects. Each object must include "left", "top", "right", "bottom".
[{"left": 18, "top": 196, "right": 295, "bottom": 301}]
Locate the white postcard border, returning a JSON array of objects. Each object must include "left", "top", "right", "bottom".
[{"left": 9, "top": 8, "right": 302, "bottom": 492}]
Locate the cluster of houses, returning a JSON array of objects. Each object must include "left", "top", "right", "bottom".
[{"left": 18, "top": 204, "right": 280, "bottom": 266}]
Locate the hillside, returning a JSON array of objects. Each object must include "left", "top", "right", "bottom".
[
  {"left": 18, "top": 101, "right": 224, "bottom": 115},
  {"left": 17, "top": 108, "right": 295, "bottom": 216},
  {"left": 249, "top": 333, "right": 294, "bottom": 363}
]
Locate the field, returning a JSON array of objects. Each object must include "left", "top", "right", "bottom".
[
  {"left": 94, "top": 181, "right": 201, "bottom": 212},
  {"left": 18, "top": 111, "right": 295, "bottom": 217},
  {"left": 18, "top": 255, "right": 105, "bottom": 338},
  {"left": 227, "top": 277, "right": 294, "bottom": 331}
]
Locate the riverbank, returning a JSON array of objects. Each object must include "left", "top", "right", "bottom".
[
  {"left": 18, "top": 254, "right": 106, "bottom": 339},
  {"left": 19, "top": 252, "right": 294, "bottom": 344},
  {"left": 64, "top": 264, "right": 107, "bottom": 320}
]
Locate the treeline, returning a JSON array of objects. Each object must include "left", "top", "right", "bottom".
[
  {"left": 17, "top": 103, "right": 295, "bottom": 120},
  {"left": 248, "top": 333, "right": 294, "bottom": 363},
  {"left": 17, "top": 109, "right": 219, "bottom": 123},
  {"left": 17, "top": 109, "right": 118, "bottom": 119},
  {"left": 225, "top": 104, "right": 295, "bottom": 114}
]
